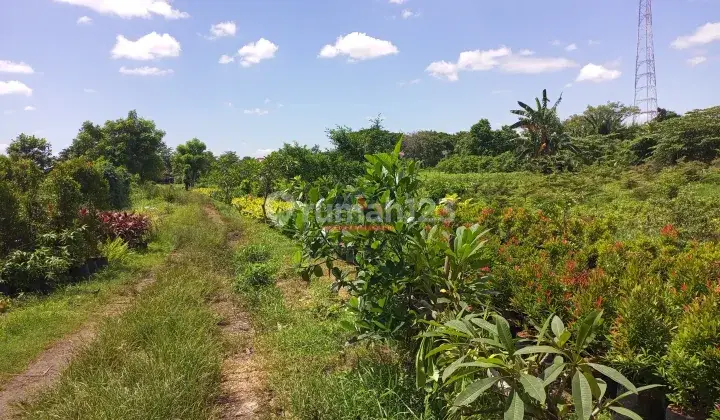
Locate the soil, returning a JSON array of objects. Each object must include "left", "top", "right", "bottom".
[
  {"left": 203, "top": 205, "right": 271, "bottom": 419},
  {"left": 0, "top": 275, "right": 156, "bottom": 418}
]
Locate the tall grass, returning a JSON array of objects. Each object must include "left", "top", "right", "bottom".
[
  {"left": 217, "top": 204, "right": 429, "bottom": 419},
  {"left": 19, "top": 203, "right": 229, "bottom": 419}
]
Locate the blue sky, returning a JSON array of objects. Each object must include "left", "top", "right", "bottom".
[{"left": 1, "top": 0, "right": 718, "bottom": 157}]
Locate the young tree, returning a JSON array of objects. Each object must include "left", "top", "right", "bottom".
[
  {"left": 7, "top": 134, "right": 53, "bottom": 171},
  {"left": 511, "top": 89, "right": 572, "bottom": 157},
  {"left": 172, "top": 138, "right": 213, "bottom": 190}
]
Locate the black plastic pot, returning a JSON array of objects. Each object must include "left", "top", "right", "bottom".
[
  {"left": 92, "top": 257, "right": 109, "bottom": 271},
  {"left": 665, "top": 406, "right": 698, "bottom": 420},
  {"left": 86, "top": 259, "right": 98, "bottom": 275},
  {"left": 612, "top": 384, "right": 666, "bottom": 420}
]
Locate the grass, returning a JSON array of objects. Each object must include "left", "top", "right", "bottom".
[
  {"left": 18, "top": 196, "right": 232, "bottom": 419},
  {"left": 216, "top": 203, "right": 429, "bottom": 419}
]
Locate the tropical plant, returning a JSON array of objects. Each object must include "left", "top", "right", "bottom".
[
  {"left": 6, "top": 133, "right": 54, "bottom": 171},
  {"left": 97, "top": 211, "right": 151, "bottom": 248},
  {"left": 511, "top": 89, "right": 573, "bottom": 158},
  {"left": 418, "top": 310, "right": 661, "bottom": 419}
]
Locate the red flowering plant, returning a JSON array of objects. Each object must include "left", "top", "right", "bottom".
[{"left": 97, "top": 211, "right": 152, "bottom": 248}]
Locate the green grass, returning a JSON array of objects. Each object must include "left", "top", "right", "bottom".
[
  {"left": 216, "top": 203, "right": 428, "bottom": 419},
  {"left": 18, "top": 199, "right": 231, "bottom": 419}
]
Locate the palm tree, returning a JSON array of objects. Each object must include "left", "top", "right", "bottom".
[{"left": 510, "top": 89, "right": 569, "bottom": 157}]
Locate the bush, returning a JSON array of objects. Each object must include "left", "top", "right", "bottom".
[
  {"left": 236, "top": 262, "right": 276, "bottom": 287},
  {"left": 663, "top": 293, "right": 720, "bottom": 416},
  {"left": 435, "top": 152, "right": 520, "bottom": 173},
  {"left": 0, "top": 180, "right": 29, "bottom": 256},
  {"left": 53, "top": 158, "right": 110, "bottom": 210},
  {"left": 0, "top": 248, "right": 72, "bottom": 294},
  {"left": 40, "top": 170, "right": 84, "bottom": 231},
  {"left": 652, "top": 106, "right": 720, "bottom": 165},
  {"left": 99, "top": 237, "right": 131, "bottom": 264},
  {"left": 98, "top": 211, "right": 151, "bottom": 248},
  {"left": 96, "top": 160, "right": 131, "bottom": 209}
]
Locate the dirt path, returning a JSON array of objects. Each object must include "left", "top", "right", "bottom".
[
  {"left": 203, "top": 205, "right": 270, "bottom": 419},
  {"left": 0, "top": 276, "right": 156, "bottom": 418}
]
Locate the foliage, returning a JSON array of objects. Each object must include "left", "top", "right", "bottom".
[
  {"left": 95, "top": 159, "right": 132, "bottom": 209},
  {"left": 99, "top": 237, "right": 131, "bottom": 264},
  {"left": 0, "top": 180, "right": 29, "bottom": 256},
  {"left": 564, "top": 102, "right": 639, "bottom": 137},
  {"left": 236, "top": 262, "right": 277, "bottom": 287},
  {"left": 651, "top": 106, "right": 720, "bottom": 165},
  {"left": 6, "top": 134, "right": 54, "bottom": 171},
  {"left": 235, "top": 244, "right": 271, "bottom": 264},
  {"left": 231, "top": 195, "right": 292, "bottom": 222},
  {"left": 436, "top": 152, "right": 520, "bottom": 173},
  {"left": 172, "top": 138, "right": 213, "bottom": 190},
  {"left": 53, "top": 158, "right": 110, "bottom": 209},
  {"left": 511, "top": 89, "right": 572, "bottom": 158},
  {"left": 456, "top": 119, "right": 519, "bottom": 156},
  {"left": 419, "top": 310, "right": 659, "bottom": 419},
  {"left": 60, "top": 120, "right": 104, "bottom": 161},
  {"left": 661, "top": 293, "right": 720, "bottom": 415},
  {"left": 39, "top": 168, "right": 84, "bottom": 231},
  {"left": 402, "top": 130, "right": 457, "bottom": 166},
  {"left": 98, "top": 211, "right": 151, "bottom": 248},
  {"left": 0, "top": 248, "right": 71, "bottom": 293},
  {"left": 327, "top": 116, "right": 402, "bottom": 161}
]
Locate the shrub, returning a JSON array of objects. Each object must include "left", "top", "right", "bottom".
[
  {"left": 236, "top": 262, "right": 276, "bottom": 287},
  {"left": 96, "top": 160, "right": 131, "bottom": 209},
  {"left": 662, "top": 293, "right": 720, "bottom": 416},
  {"left": 99, "top": 237, "right": 131, "bottom": 264},
  {"left": 0, "top": 248, "right": 72, "bottom": 294},
  {"left": 40, "top": 170, "right": 84, "bottom": 231},
  {"left": 53, "top": 158, "right": 110, "bottom": 209},
  {"left": 97, "top": 211, "right": 151, "bottom": 248},
  {"left": 0, "top": 180, "right": 29, "bottom": 256}
]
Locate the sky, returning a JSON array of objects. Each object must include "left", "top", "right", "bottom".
[{"left": 1, "top": 0, "right": 719, "bottom": 157}]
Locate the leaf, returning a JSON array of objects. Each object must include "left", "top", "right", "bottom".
[
  {"left": 470, "top": 318, "right": 498, "bottom": 335},
  {"left": 608, "top": 406, "right": 644, "bottom": 420},
  {"left": 542, "top": 362, "right": 566, "bottom": 386},
  {"left": 313, "top": 264, "right": 324, "bottom": 277},
  {"left": 492, "top": 314, "right": 515, "bottom": 355},
  {"left": 536, "top": 314, "right": 552, "bottom": 345},
  {"left": 572, "top": 370, "right": 592, "bottom": 420},
  {"left": 452, "top": 377, "right": 500, "bottom": 407},
  {"left": 445, "top": 319, "right": 474, "bottom": 337},
  {"left": 551, "top": 315, "right": 565, "bottom": 338},
  {"left": 514, "top": 345, "right": 564, "bottom": 356},
  {"left": 442, "top": 355, "right": 467, "bottom": 382},
  {"left": 504, "top": 391, "right": 525, "bottom": 420},
  {"left": 575, "top": 310, "right": 602, "bottom": 352},
  {"left": 587, "top": 363, "right": 636, "bottom": 393},
  {"left": 425, "top": 343, "right": 457, "bottom": 359},
  {"left": 519, "top": 373, "right": 546, "bottom": 404}
]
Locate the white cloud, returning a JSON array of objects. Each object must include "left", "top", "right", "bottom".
[
  {"left": 672, "top": 22, "right": 720, "bottom": 49},
  {"left": 24, "top": 105, "right": 36, "bottom": 111},
  {"left": 575, "top": 63, "right": 621, "bottom": 82},
  {"left": 77, "top": 15, "right": 92, "bottom": 24},
  {"left": 237, "top": 38, "right": 279, "bottom": 67},
  {"left": 3, "top": 110, "right": 15, "bottom": 115},
  {"left": 565, "top": 83, "right": 573, "bottom": 88},
  {"left": 119, "top": 66, "right": 174, "bottom": 76},
  {"left": 588, "top": 39, "right": 601, "bottom": 46},
  {"left": 491, "top": 89, "right": 511, "bottom": 94},
  {"left": 111, "top": 32, "right": 181, "bottom": 60},
  {"left": 565, "top": 43, "right": 578, "bottom": 51},
  {"left": 208, "top": 21, "right": 236, "bottom": 39},
  {"left": 84, "top": 88, "right": 97, "bottom": 93},
  {"left": 0, "top": 80, "right": 32, "bottom": 96},
  {"left": 518, "top": 49, "right": 535, "bottom": 56},
  {"left": 551, "top": 40, "right": 562, "bottom": 46},
  {"left": 398, "top": 78, "right": 421, "bottom": 87},
  {"left": 401, "top": 9, "right": 418, "bottom": 19},
  {"left": 389, "top": 0, "right": 407, "bottom": 3},
  {"left": 427, "top": 47, "right": 577, "bottom": 81},
  {"left": 54, "top": 0, "right": 189, "bottom": 19},
  {"left": 219, "top": 54, "right": 235, "bottom": 64},
  {"left": 319, "top": 32, "right": 398, "bottom": 61},
  {"left": 264, "top": 98, "right": 271, "bottom": 104},
  {"left": 687, "top": 56, "right": 707, "bottom": 66},
  {"left": 277, "top": 103, "right": 284, "bottom": 108},
  {"left": 225, "top": 102, "right": 233, "bottom": 107},
  {"left": 244, "top": 108, "right": 269, "bottom": 116},
  {"left": 426, "top": 60, "right": 458, "bottom": 81},
  {"left": 0, "top": 60, "right": 34, "bottom": 74}
]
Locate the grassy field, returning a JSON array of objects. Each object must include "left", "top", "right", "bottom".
[
  {"left": 17, "top": 197, "right": 232, "bottom": 419},
  {"left": 215, "top": 203, "right": 427, "bottom": 419}
]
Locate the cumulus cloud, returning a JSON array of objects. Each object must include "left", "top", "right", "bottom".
[
  {"left": 575, "top": 63, "right": 621, "bottom": 82},
  {"left": 208, "top": 21, "right": 236, "bottom": 39},
  {"left": 672, "top": 22, "right": 720, "bottom": 49},
  {"left": 427, "top": 47, "right": 577, "bottom": 81},
  {"left": 77, "top": 15, "right": 92, "bottom": 24},
  {"left": 111, "top": 32, "right": 181, "bottom": 60},
  {"left": 54, "top": 0, "right": 189, "bottom": 19},
  {"left": 0, "top": 80, "right": 32, "bottom": 96},
  {"left": 319, "top": 32, "right": 398, "bottom": 61},
  {"left": 0, "top": 60, "right": 35, "bottom": 74},
  {"left": 84, "top": 88, "right": 97, "bottom": 93},
  {"left": 565, "top": 43, "right": 578, "bottom": 51},
  {"left": 24, "top": 105, "right": 36, "bottom": 111},
  {"left": 244, "top": 108, "right": 269, "bottom": 116},
  {"left": 236, "top": 38, "right": 278, "bottom": 67},
  {"left": 389, "top": 0, "right": 407, "bottom": 3},
  {"left": 518, "top": 49, "right": 535, "bottom": 56},
  {"left": 219, "top": 54, "right": 234, "bottom": 64},
  {"left": 687, "top": 56, "right": 707, "bottom": 66},
  {"left": 119, "top": 66, "right": 174, "bottom": 76}
]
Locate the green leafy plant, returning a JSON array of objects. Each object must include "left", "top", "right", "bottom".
[
  {"left": 235, "top": 244, "right": 271, "bottom": 264},
  {"left": 100, "top": 237, "right": 131, "bottom": 265},
  {"left": 418, "top": 310, "right": 661, "bottom": 419},
  {"left": 237, "top": 262, "right": 277, "bottom": 287}
]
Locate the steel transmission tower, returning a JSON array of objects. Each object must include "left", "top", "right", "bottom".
[{"left": 634, "top": 0, "right": 658, "bottom": 123}]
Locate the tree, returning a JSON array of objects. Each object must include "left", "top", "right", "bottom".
[
  {"left": 455, "top": 120, "right": 519, "bottom": 156},
  {"left": 328, "top": 116, "right": 402, "bottom": 161},
  {"left": 651, "top": 106, "right": 720, "bottom": 165},
  {"left": 98, "top": 110, "right": 166, "bottom": 181},
  {"left": 172, "top": 138, "right": 213, "bottom": 190},
  {"left": 7, "top": 134, "right": 53, "bottom": 171},
  {"left": 510, "top": 89, "right": 571, "bottom": 157},
  {"left": 60, "top": 121, "right": 103, "bottom": 161},
  {"left": 654, "top": 107, "right": 681, "bottom": 123},
  {"left": 564, "top": 102, "right": 638, "bottom": 137},
  {"left": 402, "top": 131, "right": 456, "bottom": 166}
]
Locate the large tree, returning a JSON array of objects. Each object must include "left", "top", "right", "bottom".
[
  {"left": 327, "top": 116, "right": 402, "bottom": 161},
  {"left": 172, "top": 138, "right": 213, "bottom": 190},
  {"left": 60, "top": 121, "right": 103, "bottom": 161},
  {"left": 6, "top": 134, "right": 53, "bottom": 171},
  {"left": 402, "top": 130, "right": 456, "bottom": 166},
  {"left": 455, "top": 119, "right": 519, "bottom": 156},
  {"left": 100, "top": 110, "right": 166, "bottom": 181},
  {"left": 564, "top": 102, "right": 639, "bottom": 137}
]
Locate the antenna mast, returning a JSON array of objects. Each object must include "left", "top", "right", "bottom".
[{"left": 634, "top": 0, "right": 658, "bottom": 123}]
